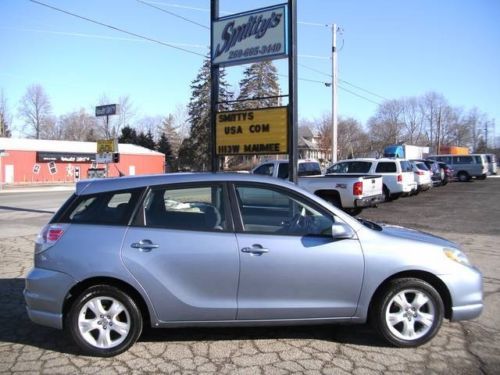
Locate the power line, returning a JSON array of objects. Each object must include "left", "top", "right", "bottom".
[
  {"left": 136, "top": 0, "right": 209, "bottom": 30},
  {"left": 299, "top": 63, "right": 389, "bottom": 101},
  {"left": 339, "top": 79, "right": 389, "bottom": 101},
  {"left": 28, "top": 0, "right": 206, "bottom": 58},
  {"left": 338, "top": 84, "right": 381, "bottom": 105}
]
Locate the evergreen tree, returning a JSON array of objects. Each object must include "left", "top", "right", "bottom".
[
  {"left": 237, "top": 61, "right": 281, "bottom": 109},
  {"left": 178, "top": 57, "right": 232, "bottom": 171},
  {"left": 118, "top": 125, "right": 138, "bottom": 144},
  {"left": 157, "top": 133, "right": 174, "bottom": 171},
  {"left": 137, "top": 130, "right": 156, "bottom": 150}
]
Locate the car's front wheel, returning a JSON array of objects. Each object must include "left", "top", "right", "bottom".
[
  {"left": 66, "top": 285, "right": 143, "bottom": 357},
  {"left": 371, "top": 278, "right": 444, "bottom": 347}
]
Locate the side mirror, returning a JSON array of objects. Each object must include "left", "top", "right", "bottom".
[{"left": 331, "top": 222, "right": 355, "bottom": 239}]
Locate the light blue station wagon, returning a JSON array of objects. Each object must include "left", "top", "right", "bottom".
[{"left": 24, "top": 173, "right": 483, "bottom": 356}]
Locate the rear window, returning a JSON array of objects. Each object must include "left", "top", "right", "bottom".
[
  {"left": 298, "top": 162, "right": 322, "bottom": 176},
  {"left": 328, "top": 161, "right": 371, "bottom": 174},
  {"left": 375, "top": 162, "right": 397, "bottom": 173},
  {"left": 58, "top": 188, "right": 144, "bottom": 226},
  {"left": 415, "top": 162, "right": 429, "bottom": 170}
]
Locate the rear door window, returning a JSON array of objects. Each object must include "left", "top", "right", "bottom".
[
  {"left": 375, "top": 162, "right": 397, "bottom": 173},
  {"left": 143, "top": 184, "right": 228, "bottom": 231}
]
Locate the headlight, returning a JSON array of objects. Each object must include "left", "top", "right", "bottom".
[{"left": 443, "top": 248, "right": 471, "bottom": 267}]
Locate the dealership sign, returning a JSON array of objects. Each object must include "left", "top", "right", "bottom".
[
  {"left": 95, "top": 104, "right": 119, "bottom": 117},
  {"left": 216, "top": 107, "right": 288, "bottom": 155},
  {"left": 36, "top": 152, "right": 94, "bottom": 163},
  {"left": 212, "top": 4, "right": 287, "bottom": 66}
]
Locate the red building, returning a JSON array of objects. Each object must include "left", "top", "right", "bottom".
[{"left": 0, "top": 138, "right": 165, "bottom": 185}]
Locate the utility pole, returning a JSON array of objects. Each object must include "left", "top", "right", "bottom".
[{"left": 331, "top": 23, "right": 338, "bottom": 163}]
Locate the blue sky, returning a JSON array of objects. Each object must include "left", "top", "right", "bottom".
[{"left": 1, "top": 0, "right": 499, "bottom": 141}]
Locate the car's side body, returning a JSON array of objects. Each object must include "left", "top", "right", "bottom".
[{"left": 24, "top": 173, "right": 483, "bottom": 355}]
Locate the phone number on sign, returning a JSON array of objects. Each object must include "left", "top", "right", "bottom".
[{"left": 228, "top": 43, "right": 282, "bottom": 60}]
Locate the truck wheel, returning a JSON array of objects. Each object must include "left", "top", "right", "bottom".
[{"left": 457, "top": 172, "right": 469, "bottom": 182}]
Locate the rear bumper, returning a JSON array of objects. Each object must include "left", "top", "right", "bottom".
[
  {"left": 24, "top": 267, "right": 76, "bottom": 330},
  {"left": 355, "top": 194, "right": 385, "bottom": 208}
]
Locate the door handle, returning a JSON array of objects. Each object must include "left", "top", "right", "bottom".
[
  {"left": 241, "top": 244, "right": 269, "bottom": 255},
  {"left": 131, "top": 239, "right": 159, "bottom": 252}
]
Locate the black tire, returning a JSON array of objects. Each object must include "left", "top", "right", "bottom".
[
  {"left": 370, "top": 278, "right": 444, "bottom": 348},
  {"left": 457, "top": 171, "right": 469, "bottom": 182},
  {"left": 383, "top": 185, "right": 391, "bottom": 202},
  {"left": 66, "top": 285, "right": 143, "bottom": 357}
]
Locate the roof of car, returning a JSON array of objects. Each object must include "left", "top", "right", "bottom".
[{"left": 75, "top": 172, "right": 297, "bottom": 195}]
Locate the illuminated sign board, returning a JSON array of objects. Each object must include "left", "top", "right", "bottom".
[
  {"left": 216, "top": 107, "right": 288, "bottom": 155},
  {"left": 212, "top": 4, "right": 287, "bottom": 67}
]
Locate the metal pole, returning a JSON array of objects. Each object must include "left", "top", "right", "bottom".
[
  {"left": 331, "top": 23, "right": 338, "bottom": 163},
  {"left": 210, "top": 0, "right": 220, "bottom": 172},
  {"left": 288, "top": 0, "right": 298, "bottom": 183}
]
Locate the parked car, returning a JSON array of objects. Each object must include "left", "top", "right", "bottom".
[
  {"left": 428, "top": 154, "right": 488, "bottom": 182},
  {"left": 326, "top": 158, "right": 417, "bottom": 201},
  {"left": 437, "top": 162, "right": 454, "bottom": 185},
  {"left": 24, "top": 173, "right": 483, "bottom": 356},
  {"left": 252, "top": 159, "right": 384, "bottom": 214},
  {"left": 410, "top": 161, "right": 432, "bottom": 192},
  {"left": 411, "top": 159, "right": 444, "bottom": 186}
]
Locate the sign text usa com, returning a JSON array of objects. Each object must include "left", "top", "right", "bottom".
[{"left": 216, "top": 107, "right": 288, "bottom": 155}]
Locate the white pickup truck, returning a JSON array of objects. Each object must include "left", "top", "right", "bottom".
[{"left": 252, "top": 159, "right": 384, "bottom": 214}]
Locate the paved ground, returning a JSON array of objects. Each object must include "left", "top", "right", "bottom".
[{"left": 0, "top": 178, "right": 499, "bottom": 374}]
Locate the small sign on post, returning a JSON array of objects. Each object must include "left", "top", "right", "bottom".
[{"left": 96, "top": 139, "right": 118, "bottom": 164}]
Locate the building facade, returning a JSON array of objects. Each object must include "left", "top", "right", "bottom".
[{"left": 0, "top": 138, "right": 165, "bottom": 185}]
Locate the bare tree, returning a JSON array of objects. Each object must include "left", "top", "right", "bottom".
[
  {"left": 18, "top": 84, "right": 52, "bottom": 139},
  {"left": 58, "top": 109, "right": 99, "bottom": 141}
]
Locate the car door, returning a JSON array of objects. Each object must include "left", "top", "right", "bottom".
[
  {"left": 121, "top": 183, "right": 240, "bottom": 322},
  {"left": 232, "top": 183, "right": 364, "bottom": 320}
]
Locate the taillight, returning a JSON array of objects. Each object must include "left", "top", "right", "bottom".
[
  {"left": 417, "top": 171, "right": 425, "bottom": 176},
  {"left": 397, "top": 174, "right": 403, "bottom": 183},
  {"left": 35, "top": 224, "right": 67, "bottom": 254},
  {"left": 353, "top": 181, "right": 363, "bottom": 196}
]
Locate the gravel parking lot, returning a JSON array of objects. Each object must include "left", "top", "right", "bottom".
[{"left": 0, "top": 178, "right": 499, "bottom": 374}]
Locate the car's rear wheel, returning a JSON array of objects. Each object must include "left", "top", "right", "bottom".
[
  {"left": 66, "top": 285, "right": 143, "bottom": 357},
  {"left": 371, "top": 278, "right": 444, "bottom": 347}
]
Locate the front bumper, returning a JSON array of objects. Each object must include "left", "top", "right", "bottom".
[
  {"left": 439, "top": 265, "right": 483, "bottom": 321},
  {"left": 24, "top": 267, "right": 76, "bottom": 330},
  {"left": 355, "top": 194, "right": 385, "bottom": 208}
]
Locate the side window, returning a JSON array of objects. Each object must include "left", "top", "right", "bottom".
[
  {"left": 375, "top": 162, "right": 397, "bottom": 173},
  {"left": 455, "top": 156, "right": 473, "bottom": 164},
  {"left": 65, "top": 188, "right": 143, "bottom": 225},
  {"left": 144, "top": 185, "right": 226, "bottom": 231},
  {"left": 253, "top": 163, "right": 274, "bottom": 176},
  {"left": 235, "top": 185, "right": 335, "bottom": 237}
]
